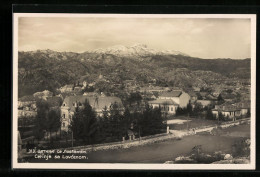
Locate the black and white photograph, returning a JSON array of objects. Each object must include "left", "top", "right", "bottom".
[{"left": 12, "top": 14, "right": 256, "bottom": 170}]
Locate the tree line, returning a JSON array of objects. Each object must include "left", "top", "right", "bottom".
[
  {"left": 69, "top": 100, "right": 166, "bottom": 145},
  {"left": 31, "top": 99, "right": 166, "bottom": 146}
]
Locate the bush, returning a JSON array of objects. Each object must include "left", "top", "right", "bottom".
[{"left": 232, "top": 138, "right": 250, "bottom": 157}]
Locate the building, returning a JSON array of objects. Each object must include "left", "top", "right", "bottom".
[
  {"left": 148, "top": 90, "right": 190, "bottom": 115},
  {"left": 212, "top": 104, "right": 241, "bottom": 120},
  {"left": 60, "top": 96, "right": 124, "bottom": 131},
  {"left": 59, "top": 84, "right": 74, "bottom": 93},
  {"left": 139, "top": 86, "right": 170, "bottom": 93},
  {"left": 158, "top": 90, "right": 190, "bottom": 108},
  {"left": 57, "top": 93, "right": 75, "bottom": 101},
  {"left": 148, "top": 99, "right": 179, "bottom": 115},
  {"left": 196, "top": 100, "right": 212, "bottom": 108},
  {"left": 187, "top": 91, "right": 198, "bottom": 102},
  {"left": 212, "top": 101, "right": 250, "bottom": 120},
  {"left": 18, "top": 95, "right": 37, "bottom": 118},
  {"left": 33, "top": 90, "right": 53, "bottom": 100}
]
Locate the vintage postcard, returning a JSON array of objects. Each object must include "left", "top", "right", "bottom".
[{"left": 12, "top": 13, "right": 256, "bottom": 170}]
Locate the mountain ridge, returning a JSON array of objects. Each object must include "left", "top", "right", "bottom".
[{"left": 18, "top": 46, "right": 250, "bottom": 97}]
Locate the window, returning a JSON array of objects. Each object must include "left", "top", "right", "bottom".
[
  {"left": 63, "top": 114, "right": 65, "bottom": 118},
  {"left": 62, "top": 122, "right": 65, "bottom": 127},
  {"left": 168, "top": 107, "right": 169, "bottom": 111},
  {"left": 63, "top": 103, "right": 65, "bottom": 106},
  {"left": 171, "top": 107, "right": 173, "bottom": 111}
]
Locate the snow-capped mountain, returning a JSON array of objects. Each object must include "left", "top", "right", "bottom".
[{"left": 90, "top": 44, "right": 189, "bottom": 57}]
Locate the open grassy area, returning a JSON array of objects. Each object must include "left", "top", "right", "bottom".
[{"left": 168, "top": 116, "right": 218, "bottom": 130}]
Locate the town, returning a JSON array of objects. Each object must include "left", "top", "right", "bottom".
[{"left": 18, "top": 73, "right": 251, "bottom": 160}]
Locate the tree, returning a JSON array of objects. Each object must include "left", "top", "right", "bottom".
[
  {"left": 33, "top": 99, "right": 49, "bottom": 140},
  {"left": 218, "top": 111, "right": 225, "bottom": 121},
  {"left": 246, "top": 108, "right": 250, "bottom": 118},
  {"left": 186, "top": 102, "right": 193, "bottom": 115},
  {"left": 139, "top": 104, "right": 165, "bottom": 136},
  {"left": 206, "top": 108, "right": 214, "bottom": 120},
  {"left": 191, "top": 102, "right": 203, "bottom": 117},
  {"left": 127, "top": 92, "right": 142, "bottom": 106},
  {"left": 46, "top": 109, "right": 61, "bottom": 141},
  {"left": 69, "top": 100, "right": 98, "bottom": 144},
  {"left": 217, "top": 94, "right": 224, "bottom": 104},
  {"left": 109, "top": 102, "right": 125, "bottom": 140},
  {"left": 176, "top": 107, "right": 183, "bottom": 116}
]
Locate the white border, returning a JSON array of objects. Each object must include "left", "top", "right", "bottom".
[{"left": 12, "top": 13, "right": 256, "bottom": 170}]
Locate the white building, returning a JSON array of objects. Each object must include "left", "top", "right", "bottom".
[
  {"left": 60, "top": 95, "right": 124, "bottom": 131},
  {"left": 148, "top": 90, "right": 190, "bottom": 115},
  {"left": 158, "top": 90, "right": 190, "bottom": 108}
]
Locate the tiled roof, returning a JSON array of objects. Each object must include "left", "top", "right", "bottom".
[
  {"left": 159, "top": 91, "right": 182, "bottom": 97},
  {"left": 148, "top": 99, "right": 178, "bottom": 105},
  {"left": 62, "top": 96, "right": 124, "bottom": 112},
  {"left": 213, "top": 103, "right": 243, "bottom": 112}
]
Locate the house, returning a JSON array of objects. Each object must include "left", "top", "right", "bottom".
[
  {"left": 212, "top": 104, "right": 241, "bottom": 121},
  {"left": 82, "top": 81, "right": 88, "bottom": 88},
  {"left": 33, "top": 90, "right": 53, "bottom": 100},
  {"left": 211, "top": 101, "right": 250, "bottom": 120},
  {"left": 234, "top": 101, "right": 250, "bottom": 116},
  {"left": 148, "top": 99, "right": 179, "bottom": 115},
  {"left": 18, "top": 95, "right": 37, "bottom": 118},
  {"left": 60, "top": 96, "right": 124, "bottom": 131},
  {"left": 83, "top": 92, "right": 99, "bottom": 97},
  {"left": 56, "top": 93, "right": 75, "bottom": 101},
  {"left": 187, "top": 91, "right": 198, "bottom": 102},
  {"left": 158, "top": 90, "right": 190, "bottom": 108},
  {"left": 59, "top": 84, "right": 74, "bottom": 93},
  {"left": 139, "top": 86, "right": 170, "bottom": 93},
  {"left": 192, "top": 86, "right": 201, "bottom": 92},
  {"left": 73, "top": 86, "right": 82, "bottom": 92},
  {"left": 148, "top": 90, "right": 190, "bottom": 115},
  {"left": 196, "top": 100, "right": 212, "bottom": 108}
]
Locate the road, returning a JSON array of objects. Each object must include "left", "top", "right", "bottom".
[{"left": 27, "top": 124, "right": 250, "bottom": 163}]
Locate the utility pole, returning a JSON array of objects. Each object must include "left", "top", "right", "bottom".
[
  {"left": 187, "top": 113, "right": 189, "bottom": 130},
  {"left": 139, "top": 126, "right": 141, "bottom": 142},
  {"left": 71, "top": 131, "right": 73, "bottom": 148}
]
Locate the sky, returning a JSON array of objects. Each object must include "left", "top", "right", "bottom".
[{"left": 18, "top": 17, "right": 251, "bottom": 59}]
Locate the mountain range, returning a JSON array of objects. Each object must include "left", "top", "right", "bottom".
[{"left": 18, "top": 44, "right": 250, "bottom": 97}]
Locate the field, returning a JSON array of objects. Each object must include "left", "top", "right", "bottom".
[{"left": 167, "top": 116, "right": 218, "bottom": 130}]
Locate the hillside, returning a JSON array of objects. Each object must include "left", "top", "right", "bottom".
[{"left": 18, "top": 46, "right": 250, "bottom": 97}]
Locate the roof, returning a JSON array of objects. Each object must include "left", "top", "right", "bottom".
[
  {"left": 62, "top": 96, "right": 124, "bottom": 112},
  {"left": 234, "top": 101, "right": 250, "bottom": 109},
  {"left": 18, "top": 95, "right": 36, "bottom": 102},
  {"left": 148, "top": 99, "right": 178, "bottom": 105},
  {"left": 140, "top": 86, "right": 165, "bottom": 91},
  {"left": 159, "top": 91, "right": 182, "bottom": 97},
  {"left": 33, "top": 90, "right": 53, "bottom": 97},
  {"left": 62, "top": 84, "right": 74, "bottom": 89},
  {"left": 83, "top": 92, "right": 98, "bottom": 96},
  {"left": 58, "top": 93, "right": 75, "bottom": 99},
  {"left": 199, "top": 92, "right": 208, "bottom": 97},
  {"left": 46, "top": 97, "right": 62, "bottom": 107},
  {"left": 187, "top": 91, "right": 197, "bottom": 97},
  {"left": 196, "top": 100, "right": 211, "bottom": 106},
  {"left": 213, "top": 103, "right": 241, "bottom": 112}
]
